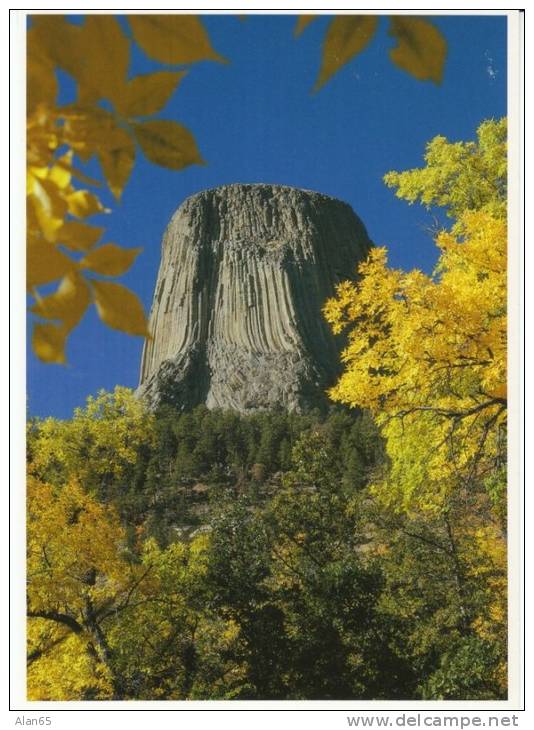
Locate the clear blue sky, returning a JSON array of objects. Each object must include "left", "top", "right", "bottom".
[{"left": 27, "top": 14, "right": 507, "bottom": 419}]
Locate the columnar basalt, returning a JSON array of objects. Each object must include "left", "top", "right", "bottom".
[{"left": 138, "top": 184, "right": 372, "bottom": 413}]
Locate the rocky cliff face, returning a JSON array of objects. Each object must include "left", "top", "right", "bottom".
[{"left": 138, "top": 184, "right": 372, "bottom": 413}]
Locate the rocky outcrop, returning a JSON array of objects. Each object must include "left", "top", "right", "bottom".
[{"left": 138, "top": 184, "right": 372, "bottom": 413}]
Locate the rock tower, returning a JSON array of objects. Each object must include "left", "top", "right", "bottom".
[{"left": 138, "top": 184, "right": 371, "bottom": 412}]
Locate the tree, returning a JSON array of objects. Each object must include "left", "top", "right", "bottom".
[
  {"left": 370, "top": 494, "right": 507, "bottom": 699},
  {"left": 264, "top": 430, "right": 413, "bottom": 699},
  {"left": 27, "top": 477, "right": 148, "bottom": 698},
  {"left": 27, "top": 473, "right": 238, "bottom": 700},
  {"left": 27, "top": 390, "right": 507, "bottom": 699},
  {"left": 28, "top": 387, "right": 155, "bottom": 509},
  {"left": 324, "top": 119, "right": 507, "bottom": 518},
  {"left": 322, "top": 119, "right": 508, "bottom": 698}
]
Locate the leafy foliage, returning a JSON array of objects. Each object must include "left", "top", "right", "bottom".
[
  {"left": 324, "top": 119, "right": 507, "bottom": 517},
  {"left": 28, "top": 386, "right": 155, "bottom": 506},
  {"left": 27, "top": 15, "right": 224, "bottom": 363},
  {"left": 27, "top": 387, "right": 506, "bottom": 700},
  {"left": 384, "top": 118, "right": 507, "bottom": 220},
  {"left": 295, "top": 14, "right": 447, "bottom": 91}
]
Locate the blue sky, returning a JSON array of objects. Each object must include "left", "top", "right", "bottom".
[{"left": 27, "top": 14, "right": 507, "bottom": 419}]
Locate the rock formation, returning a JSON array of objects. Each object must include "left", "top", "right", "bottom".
[{"left": 138, "top": 184, "right": 372, "bottom": 413}]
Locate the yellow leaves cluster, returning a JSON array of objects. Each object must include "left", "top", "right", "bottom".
[
  {"left": 28, "top": 387, "right": 155, "bottom": 489},
  {"left": 295, "top": 15, "right": 447, "bottom": 91},
  {"left": 27, "top": 477, "right": 131, "bottom": 609},
  {"left": 325, "top": 120, "right": 507, "bottom": 515},
  {"left": 384, "top": 119, "right": 507, "bottom": 220},
  {"left": 28, "top": 628, "right": 113, "bottom": 701},
  {"left": 27, "top": 15, "right": 225, "bottom": 363}
]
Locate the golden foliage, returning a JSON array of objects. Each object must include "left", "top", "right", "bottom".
[
  {"left": 388, "top": 17, "right": 447, "bottom": 84},
  {"left": 295, "top": 14, "right": 447, "bottom": 90},
  {"left": 27, "top": 14, "right": 224, "bottom": 363},
  {"left": 80, "top": 244, "right": 142, "bottom": 277},
  {"left": 128, "top": 15, "right": 228, "bottom": 66},
  {"left": 26, "top": 476, "right": 145, "bottom": 699},
  {"left": 28, "top": 387, "right": 155, "bottom": 490},
  {"left": 324, "top": 120, "right": 507, "bottom": 516},
  {"left": 132, "top": 119, "right": 204, "bottom": 169},
  {"left": 314, "top": 16, "right": 379, "bottom": 92},
  {"left": 115, "top": 70, "right": 187, "bottom": 117}
]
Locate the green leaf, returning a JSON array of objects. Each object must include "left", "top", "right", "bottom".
[
  {"left": 114, "top": 71, "right": 187, "bottom": 118},
  {"left": 133, "top": 120, "right": 204, "bottom": 170},
  {"left": 388, "top": 16, "right": 447, "bottom": 84},
  {"left": 81, "top": 244, "right": 142, "bottom": 277},
  {"left": 128, "top": 15, "right": 228, "bottom": 65},
  {"left": 92, "top": 280, "right": 149, "bottom": 336}
]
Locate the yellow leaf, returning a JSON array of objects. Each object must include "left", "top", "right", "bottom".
[
  {"left": 388, "top": 16, "right": 447, "bottom": 84},
  {"left": 114, "top": 70, "right": 187, "bottom": 118},
  {"left": 97, "top": 129, "right": 136, "bottom": 200},
  {"left": 27, "top": 195, "right": 64, "bottom": 244},
  {"left": 49, "top": 164, "right": 71, "bottom": 190},
  {"left": 81, "top": 244, "right": 142, "bottom": 277},
  {"left": 489, "top": 383, "right": 507, "bottom": 400},
  {"left": 32, "top": 322, "right": 67, "bottom": 364},
  {"left": 67, "top": 190, "right": 105, "bottom": 219},
  {"left": 82, "top": 15, "right": 130, "bottom": 103},
  {"left": 128, "top": 15, "right": 228, "bottom": 65},
  {"left": 31, "top": 272, "right": 90, "bottom": 330},
  {"left": 315, "top": 15, "right": 378, "bottom": 91},
  {"left": 133, "top": 120, "right": 204, "bottom": 170},
  {"left": 294, "top": 15, "right": 317, "bottom": 37},
  {"left": 30, "top": 175, "right": 69, "bottom": 227},
  {"left": 30, "top": 17, "right": 89, "bottom": 94},
  {"left": 99, "top": 149, "right": 135, "bottom": 201},
  {"left": 61, "top": 106, "right": 130, "bottom": 164},
  {"left": 92, "top": 280, "right": 149, "bottom": 336},
  {"left": 30, "top": 16, "right": 130, "bottom": 104},
  {"left": 27, "top": 29, "right": 58, "bottom": 112},
  {"left": 56, "top": 221, "right": 104, "bottom": 252},
  {"left": 27, "top": 239, "right": 75, "bottom": 289}
]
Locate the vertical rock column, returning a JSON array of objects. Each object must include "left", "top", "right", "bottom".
[{"left": 138, "top": 184, "right": 372, "bottom": 413}]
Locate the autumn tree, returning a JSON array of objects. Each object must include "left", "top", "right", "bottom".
[
  {"left": 27, "top": 473, "right": 241, "bottom": 700},
  {"left": 324, "top": 118, "right": 507, "bottom": 520},
  {"left": 28, "top": 387, "right": 155, "bottom": 513},
  {"left": 27, "top": 477, "right": 148, "bottom": 698},
  {"left": 323, "top": 120, "right": 508, "bottom": 697}
]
